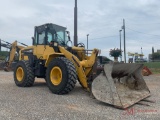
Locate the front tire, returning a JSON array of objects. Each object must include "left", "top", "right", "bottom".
[
  {"left": 46, "top": 57, "right": 77, "bottom": 94},
  {"left": 14, "top": 60, "right": 35, "bottom": 87}
]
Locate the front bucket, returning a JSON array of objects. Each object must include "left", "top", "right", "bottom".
[{"left": 92, "top": 63, "right": 150, "bottom": 109}]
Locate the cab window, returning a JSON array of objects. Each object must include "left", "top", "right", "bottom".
[
  {"left": 47, "top": 33, "right": 52, "bottom": 43},
  {"left": 38, "top": 31, "right": 45, "bottom": 44}
]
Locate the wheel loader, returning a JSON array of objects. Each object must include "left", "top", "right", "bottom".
[
  {"left": 0, "top": 40, "right": 26, "bottom": 71},
  {"left": 13, "top": 23, "right": 150, "bottom": 109}
]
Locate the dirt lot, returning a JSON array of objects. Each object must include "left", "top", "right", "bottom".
[{"left": 0, "top": 71, "right": 160, "bottom": 120}]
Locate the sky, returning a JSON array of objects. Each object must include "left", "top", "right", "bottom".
[{"left": 0, "top": 0, "right": 160, "bottom": 61}]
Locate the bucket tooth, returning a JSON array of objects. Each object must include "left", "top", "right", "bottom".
[{"left": 92, "top": 63, "right": 150, "bottom": 109}]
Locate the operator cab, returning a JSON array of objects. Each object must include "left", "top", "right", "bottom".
[{"left": 33, "top": 23, "right": 69, "bottom": 46}]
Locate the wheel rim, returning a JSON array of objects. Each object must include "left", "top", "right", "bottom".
[
  {"left": 16, "top": 67, "right": 24, "bottom": 82},
  {"left": 50, "top": 67, "right": 62, "bottom": 85}
]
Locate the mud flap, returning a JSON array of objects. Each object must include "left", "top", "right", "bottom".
[{"left": 92, "top": 63, "right": 150, "bottom": 109}]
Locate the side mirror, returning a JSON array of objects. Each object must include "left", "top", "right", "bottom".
[
  {"left": 32, "top": 37, "right": 35, "bottom": 45},
  {"left": 66, "top": 40, "right": 72, "bottom": 47},
  {"left": 66, "top": 31, "right": 71, "bottom": 41},
  {"left": 66, "top": 31, "right": 72, "bottom": 47}
]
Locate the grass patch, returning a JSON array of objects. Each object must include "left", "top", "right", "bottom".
[{"left": 144, "top": 62, "right": 160, "bottom": 74}]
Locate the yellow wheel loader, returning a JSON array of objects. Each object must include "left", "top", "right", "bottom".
[
  {"left": 0, "top": 40, "right": 26, "bottom": 71},
  {"left": 13, "top": 23, "right": 150, "bottom": 109}
]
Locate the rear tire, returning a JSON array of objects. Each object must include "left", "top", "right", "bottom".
[
  {"left": 14, "top": 60, "right": 35, "bottom": 87},
  {"left": 46, "top": 57, "right": 77, "bottom": 94}
]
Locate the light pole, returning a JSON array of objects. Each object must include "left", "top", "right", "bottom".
[
  {"left": 122, "top": 19, "right": 126, "bottom": 63},
  {"left": 74, "top": 0, "right": 78, "bottom": 46},
  {"left": 119, "top": 30, "right": 122, "bottom": 62},
  {"left": 0, "top": 39, "right": 1, "bottom": 51},
  {"left": 87, "top": 34, "right": 89, "bottom": 55}
]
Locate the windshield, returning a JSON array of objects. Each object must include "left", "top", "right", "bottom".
[{"left": 47, "top": 24, "right": 68, "bottom": 46}]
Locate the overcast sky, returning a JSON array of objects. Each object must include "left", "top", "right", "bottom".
[{"left": 0, "top": 0, "right": 160, "bottom": 61}]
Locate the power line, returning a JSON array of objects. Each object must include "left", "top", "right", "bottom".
[
  {"left": 125, "top": 19, "right": 160, "bottom": 25},
  {"left": 125, "top": 37, "right": 160, "bottom": 47},
  {"left": 124, "top": 37, "right": 160, "bottom": 49},
  {"left": 79, "top": 35, "right": 119, "bottom": 42},
  {"left": 127, "top": 22, "right": 160, "bottom": 25},
  {"left": 126, "top": 27, "right": 160, "bottom": 37},
  {"left": 85, "top": 24, "right": 120, "bottom": 35},
  {"left": 90, "top": 35, "right": 119, "bottom": 40},
  {"left": 126, "top": 36, "right": 160, "bottom": 40}
]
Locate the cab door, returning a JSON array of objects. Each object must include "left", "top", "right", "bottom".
[{"left": 33, "top": 29, "right": 46, "bottom": 58}]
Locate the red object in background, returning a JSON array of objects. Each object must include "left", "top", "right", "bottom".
[{"left": 142, "top": 66, "right": 152, "bottom": 76}]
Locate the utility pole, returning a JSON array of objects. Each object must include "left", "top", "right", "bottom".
[
  {"left": 74, "top": 0, "right": 78, "bottom": 46},
  {"left": 87, "top": 34, "right": 89, "bottom": 55},
  {"left": 152, "top": 46, "right": 154, "bottom": 54},
  {"left": 122, "top": 19, "right": 126, "bottom": 63},
  {"left": 0, "top": 39, "right": 1, "bottom": 51},
  {"left": 119, "top": 30, "right": 122, "bottom": 62}
]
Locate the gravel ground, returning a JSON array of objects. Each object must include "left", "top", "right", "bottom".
[{"left": 0, "top": 71, "right": 160, "bottom": 120}]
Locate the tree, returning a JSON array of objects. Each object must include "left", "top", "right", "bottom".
[
  {"left": 109, "top": 48, "right": 122, "bottom": 62},
  {"left": 0, "top": 51, "right": 9, "bottom": 60},
  {"left": 152, "top": 52, "right": 160, "bottom": 60}
]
